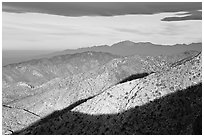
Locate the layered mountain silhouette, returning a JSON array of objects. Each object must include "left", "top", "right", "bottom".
[
  {"left": 2, "top": 52, "right": 119, "bottom": 103},
  {"left": 45, "top": 41, "right": 202, "bottom": 57},
  {"left": 2, "top": 41, "right": 202, "bottom": 135},
  {"left": 4, "top": 41, "right": 200, "bottom": 66}
]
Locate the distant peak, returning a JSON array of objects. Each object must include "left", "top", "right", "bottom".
[
  {"left": 121, "top": 40, "right": 134, "bottom": 43},
  {"left": 136, "top": 42, "right": 154, "bottom": 44},
  {"left": 111, "top": 40, "right": 157, "bottom": 47},
  {"left": 119, "top": 40, "right": 135, "bottom": 44},
  {"left": 111, "top": 40, "right": 135, "bottom": 47}
]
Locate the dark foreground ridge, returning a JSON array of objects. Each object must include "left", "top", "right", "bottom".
[{"left": 13, "top": 83, "right": 202, "bottom": 135}]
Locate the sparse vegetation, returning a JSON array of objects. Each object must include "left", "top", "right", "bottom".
[
  {"left": 2, "top": 51, "right": 202, "bottom": 135},
  {"left": 13, "top": 83, "right": 202, "bottom": 135}
]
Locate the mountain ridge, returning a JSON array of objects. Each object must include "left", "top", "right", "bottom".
[
  {"left": 39, "top": 41, "right": 202, "bottom": 58},
  {"left": 2, "top": 50, "right": 201, "bottom": 134},
  {"left": 10, "top": 51, "right": 202, "bottom": 135},
  {"left": 3, "top": 41, "right": 202, "bottom": 67}
]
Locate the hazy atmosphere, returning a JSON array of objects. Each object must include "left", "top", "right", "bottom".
[
  {"left": 3, "top": 2, "right": 202, "bottom": 50},
  {"left": 2, "top": 2, "right": 202, "bottom": 135}
]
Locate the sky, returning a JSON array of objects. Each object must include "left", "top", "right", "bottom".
[{"left": 2, "top": 2, "right": 202, "bottom": 50}]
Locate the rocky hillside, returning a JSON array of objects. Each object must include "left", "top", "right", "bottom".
[
  {"left": 12, "top": 52, "right": 201, "bottom": 135},
  {"left": 2, "top": 51, "right": 201, "bottom": 134},
  {"left": 2, "top": 52, "right": 119, "bottom": 103},
  {"left": 3, "top": 51, "right": 198, "bottom": 104},
  {"left": 3, "top": 51, "right": 119, "bottom": 87}
]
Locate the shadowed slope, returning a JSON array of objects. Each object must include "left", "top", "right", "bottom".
[
  {"left": 118, "top": 72, "right": 153, "bottom": 84},
  {"left": 192, "top": 114, "right": 202, "bottom": 135},
  {"left": 8, "top": 54, "right": 202, "bottom": 134},
  {"left": 13, "top": 83, "right": 202, "bottom": 135},
  {"left": 3, "top": 50, "right": 199, "bottom": 104},
  {"left": 2, "top": 51, "right": 201, "bottom": 134}
]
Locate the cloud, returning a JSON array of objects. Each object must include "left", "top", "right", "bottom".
[
  {"left": 2, "top": 11, "right": 201, "bottom": 50},
  {"left": 114, "top": 28, "right": 154, "bottom": 35},
  {"left": 159, "top": 23, "right": 187, "bottom": 35},
  {"left": 2, "top": 2, "right": 202, "bottom": 17},
  {"left": 161, "top": 10, "right": 202, "bottom": 21}
]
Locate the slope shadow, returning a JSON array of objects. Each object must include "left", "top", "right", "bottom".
[
  {"left": 118, "top": 72, "right": 153, "bottom": 84},
  {"left": 13, "top": 83, "right": 202, "bottom": 135}
]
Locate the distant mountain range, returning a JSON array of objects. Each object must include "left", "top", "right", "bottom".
[
  {"left": 3, "top": 41, "right": 202, "bottom": 66},
  {"left": 45, "top": 41, "right": 202, "bottom": 57}
]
